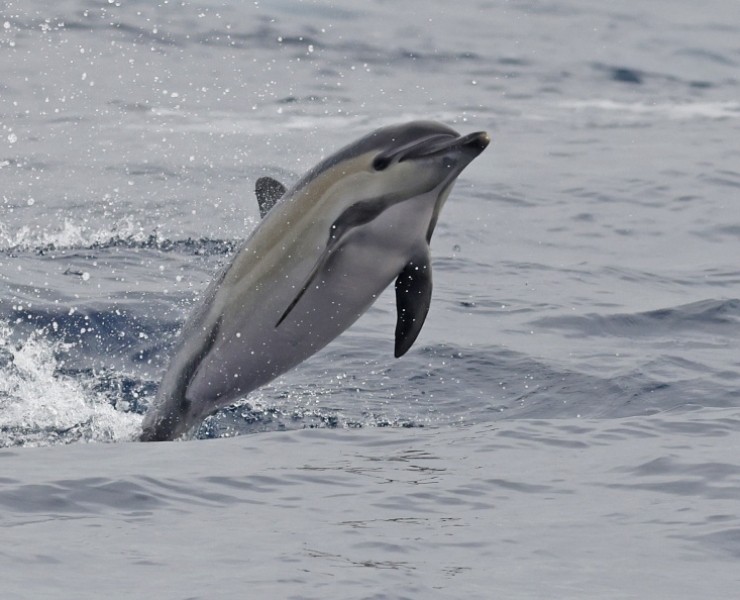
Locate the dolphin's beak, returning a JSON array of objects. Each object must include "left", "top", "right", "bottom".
[
  {"left": 460, "top": 131, "right": 490, "bottom": 154},
  {"left": 397, "top": 130, "right": 490, "bottom": 162}
]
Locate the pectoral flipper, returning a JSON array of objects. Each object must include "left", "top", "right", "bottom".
[{"left": 394, "top": 249, "right": 432, "bottom": 358}]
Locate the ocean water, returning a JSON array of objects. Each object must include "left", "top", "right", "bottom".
[{"left": 1, "top": 0, "right": 739, "bottom": 597}]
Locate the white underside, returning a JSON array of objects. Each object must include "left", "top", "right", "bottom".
[{"left": 179, "top": 190, "right": 439, "bottom": 422}]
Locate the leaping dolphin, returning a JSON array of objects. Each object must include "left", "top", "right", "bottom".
[{"left": 140, "top": 120, "right": 490, "bottom": 441}]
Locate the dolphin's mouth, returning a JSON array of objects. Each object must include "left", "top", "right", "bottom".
[
  {"left": 397, "top": 130, "right": 490, "bottom": 162},
  {"left": 372, "top": 129, "right": 489, "bottom": 172},
  {"left": 373, "top": 131, "right": 491, "bottom": 171},
  {"left": 372, "top": 130, "right": 489, "bottom": 171}
]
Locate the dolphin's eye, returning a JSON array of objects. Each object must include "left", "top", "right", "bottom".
[{"left": 372, "top": 155, "right": 390, "bottom": 171}]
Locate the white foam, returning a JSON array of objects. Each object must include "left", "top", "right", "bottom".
[
  {"left": 0, "top": 218, "right": 153, "bottom": 252},
  {"left": 0, "top": 325, "right": 142, "bottom": 447},
  {"left": 560, "top": 99, "right": 740, "bottom": 120}
]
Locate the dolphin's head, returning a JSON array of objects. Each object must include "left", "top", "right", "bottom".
[
  {"left": 365, "top": 121, "right": 490, "bottom": 188},
  {"left": 291, "top": 121, "right": 490, "bottom": 207}
]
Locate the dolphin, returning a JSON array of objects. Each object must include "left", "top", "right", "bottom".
[{"left": 140, "top": 120, "right": 490, "bottom": 441}]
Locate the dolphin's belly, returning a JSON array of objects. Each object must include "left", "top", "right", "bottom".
[{"left": 184, "top": 203, "right": 427, "bottom": 411}]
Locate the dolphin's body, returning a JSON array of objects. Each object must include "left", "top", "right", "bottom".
[{"left": 141, "top": 121, "right": 489, "bottom": 441}]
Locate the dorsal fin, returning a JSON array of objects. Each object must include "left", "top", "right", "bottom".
[{"left": 255, "top": 176, "right": 287, "bottom": 218}]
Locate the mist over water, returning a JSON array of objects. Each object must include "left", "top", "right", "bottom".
[{"left": 1, "top": 1, "right": 739, "bottom": 597}]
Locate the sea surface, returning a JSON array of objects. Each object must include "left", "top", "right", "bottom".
[{"left": 1, "top": 0, "right": 739, "bottom": 598}]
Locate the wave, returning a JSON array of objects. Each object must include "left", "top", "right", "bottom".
[
  {"left": 532, "top": 298, "right": 740, "bottom": 338},
  {"left": 560, "top": 99, "right": 740, "bottom": 120},
  {"left": 0, "top": 218, "right": 237, "bottom": 257},
  {"left": 2, "top": 325, "right": 736, "bottom": 447}
]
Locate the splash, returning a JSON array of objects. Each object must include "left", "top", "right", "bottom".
[
  {"left": 0, "top": 324, "right": 142, "bottom": 447},
  {"left": 0, "top": 218, "right": 153, "bottom": 253}
]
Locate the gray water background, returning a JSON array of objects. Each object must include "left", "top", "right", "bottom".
[{"left": 1, "top": 0, "right": 739, "bottom": 597}]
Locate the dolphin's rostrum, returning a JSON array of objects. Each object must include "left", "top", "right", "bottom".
[{"left": 140, "top": 121, "right": 490, "bottom": 441}]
